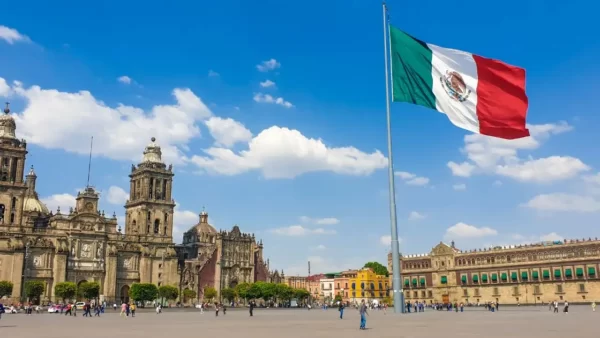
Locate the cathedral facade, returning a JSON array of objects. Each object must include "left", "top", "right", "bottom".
[{"left": 0, "top": 104, "right": 276, "bottom": 304}]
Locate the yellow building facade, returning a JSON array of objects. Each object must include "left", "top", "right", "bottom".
[
  {"left": 348, "top": 268, "right": 389, "bottom": 303},
  {"left": 389, "top": 239, "right": 600, "bottom": 305}
]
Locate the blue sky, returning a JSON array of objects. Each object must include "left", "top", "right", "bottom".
[{"left": 1, "top": 0, "right": 598, "bottom": 276}]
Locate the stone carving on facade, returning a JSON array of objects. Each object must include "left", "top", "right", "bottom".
[
  {"left": 80, "top": 243, "right": 92, "bottom": 258},
  {"left": 33, "top": 255, "right": 42, "bottom": 267},
  {"left": 97, "top": 245, "right": 103, "bottom": 258},
  {"left": 81, "top": 222, "right": 94, "bottom": 231}
]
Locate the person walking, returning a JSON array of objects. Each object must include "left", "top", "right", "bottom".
[
  {"left": 553, "top": 300, "right": 559, "bottom": 313},
  {"left": 563, "top": 300, "right": 569, "bottom": 314},
  {"left": 592, "top": 301, "right": 596, "bottom": 312},
  {"left": 130, "top": 303, "right": 136, "bottom": 317},
  {"left": 120, "top": 302, "right": 127, "bottom": 317},
  {"left": 0, "top": 303, "right": 5, "bottom": 320},
  {"left": 359, "top": 300, "right": 368, "bottom": 330},
  {"left": 249, "top": 300, "right": 255, "bottom": 317},
  {"left": 338, "top": 302, "right": 344, "bottom": 319}
]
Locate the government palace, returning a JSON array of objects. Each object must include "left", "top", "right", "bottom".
[
  {"left": 0, "top": 103, "right": 281, "bottom": 304},
  {"left": 389, "top": 239, "right": 600, "bottom": 305}
]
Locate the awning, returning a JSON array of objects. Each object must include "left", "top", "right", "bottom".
[
  {"left": 411, "top": 279, "right": 417, "bottom": 285},
  {"left": 554, "top": 269, "right": 561, "bottom": 278},
  {"left": 576, "top": 268, "right": 584, "bottom": 277},
  {"left": 565, "top": 269, "right": 572, "bottom": 277},
  {"left": 461, "top": 275, "right": 467, "bottom": 284},
  {"left": 482, "top": 274, "right": 488, "bottom": 282},
  {"left": 511, "top": 272, "right": 518, "bottom": 280},
  {"left": 501, "top": 273, "right": 507, "bottom": 281},
  {"left": 441, "top": 276, "right": 447, "bottom": 284},
  {"left": 589, "top": 267, "right": 596, "bottom": 276},
  {"left": 404, "top": 280, "right": 409, "bottom": 286},
  {"left": 420, "top": 278, "right": 425, "bottom": 285},
  {"left": 521, "top": 271, "right": 528, "bottom": 280},
  {"left": 491, "top": 273, "right": 498, "bottom": 281},
  {"left": 472, "top": 275, "right": 479, "bottom": 282},
  {"left": 532, "top": 271, "right": 539, "bottom": 279},
  {"left": 543, "top": 270, "right": 550, "bottom": 278}
]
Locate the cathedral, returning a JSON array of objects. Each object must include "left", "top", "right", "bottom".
[{"left": 0, "top": 103, "right": 280, "bottom": 304}]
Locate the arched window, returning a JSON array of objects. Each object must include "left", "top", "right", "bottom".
[
  {"left": 11, "top": 197, "right": 16, "bottom": 210},
  {"left": 132, "top": 220, "right": 137, "bottom": 232},
  {"left": 154, "top": 219, "right": 160, "bottom": 234}
]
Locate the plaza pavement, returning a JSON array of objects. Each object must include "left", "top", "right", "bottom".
[{"left": 0, "top": 305, "right": 594, "bottom": 337}]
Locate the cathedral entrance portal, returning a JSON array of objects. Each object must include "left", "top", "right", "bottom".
[
  {"left": 120, "top": 285, "right": 130, "bottom": 304},
  {"left": 229, "top": 280, "right": 238, "bottom": 289},
  {"left": 77, "top": 280, "right": 88, "bottom": 300}
]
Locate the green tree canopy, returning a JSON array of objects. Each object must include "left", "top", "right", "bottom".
[
  {"left": 24, "top": 280, "right": 45, "bottom": 302},
  {"left": 0, "top": 280, "right": 14, "bottom": 298},
  {"left": 158, "top": 285, "right": 179, "bottom": 301},
  {"left": 275, "top": 283, "right": 294, "bottom": 301},
  {"left": 246, "top": 283, "right": 263, "bottom": 300},
  {"left": 334, "top": 294, "right": 343, "bottom": 303},
  {"left": 182, "top": 288, "right": 197, "bottom": 302},
  {"left": 203, "top": 287, "right": 217, "bottom": 302},
  {"left": 234, "top": 282, "right": 250, "bottom": 299},
  {"left": 364, "top": 261, "right": 389, "bottom": 277},
  {"left": 78, "top": 281, "right": 100, "bottom": 300},
  {"left": 221, "top": 287, "right": 236, "bottom": 302},
  {"left": 129, "top": 283, "right": 158, "bottom": 303},
  {"left": 54, "top": 282, "right": 77, "bottom": 302},
  {"left": 293, "top": 288, "right": 310, "bottom": 301},
  {"left": 257, "top": 281, "right": 275, "bottom": 301}
]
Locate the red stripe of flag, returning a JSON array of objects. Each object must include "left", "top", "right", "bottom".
[{"left": 473, "top": 55, "right": 529, "bottom": 140}]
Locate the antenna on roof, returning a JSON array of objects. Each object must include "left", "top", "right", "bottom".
[{"left": 86, "top": 136, "right": 94, "bottom": 187}]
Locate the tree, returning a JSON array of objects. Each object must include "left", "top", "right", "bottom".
[
  {"left": 24, "top": 280, "right": 45, "bottom": 303},
  {"left": 54, "top": 282, "right": 77, "bottom": 303},
  {"left": 129, "top": 283, "right": 158, "bottom": 305},
  {"left": 182, "top": 288, "right": 197, "bottom": 303},
  {"left": 275, "top": 283, "right": 294, "bottom": 301},
  {"left": 234, "top": 282, "right": 250, "bottom": 300},
  {"left": 78, "top": 281, "right": 100, "bottom": 300},
  {"left": 158, "top": 285, "right": 179, "bottom": 304},
  {"left": 203, "top": 287, "right": 217, "bottom": 302},
  {"left": 294, "top": 288, "right": 310, "bottom": 301},
  {"left": 257, "top": 281, "right": 275, "bottom": 301},
  {"left": 0, "top": 280, "right": 13, "bottom": 298},
  {"left": 246, "top": 283, "right": 262, "bottom": 300},
  {"left": 334, "top": 294, "right": 343, "bottom": 303},
  {"left": 221, "top": 288, "right": 236, "bottom": 303},
  {"left": 364, "top": 262, "right": 389, "bottom": 277}
]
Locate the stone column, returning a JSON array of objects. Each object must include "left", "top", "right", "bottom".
[
  {"left": 51, "top": 252, "right": 67, "bottom": 300},
  {"left": 11, "top": 251, "right": 25, "bottom": 300},
  {"left": 16, "top": 158, "right": 24, "bottom": 183},
  {"left": 104, "top": 254, "right": 118, "bottom": 301},
  {"left": 139, "top": 255, "right": 152, "bottom": 283}
]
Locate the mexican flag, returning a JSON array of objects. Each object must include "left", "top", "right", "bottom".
[{"left": 389, "top": 26, "right": 529, "bottom": 140}]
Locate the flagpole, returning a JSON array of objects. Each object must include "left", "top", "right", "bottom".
[{"left": 382, "top": 1, "right": 405, "bottom": 314}]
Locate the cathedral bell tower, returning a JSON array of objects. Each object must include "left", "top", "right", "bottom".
[
  {"left": 0, "top": 103, "right": 28, "bottom": 226},
  {"left": 124, "top": 137, "right": 175, "bottom": 238}
]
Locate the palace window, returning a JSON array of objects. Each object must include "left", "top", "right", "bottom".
[
  {"left": 534, "top": 285, "right": 541, "bottom": 294},
  {"left": 576, "top": 268, "right": 584, "bottom": 278},
  {"left": 513, "top": 286, "right": 519, "bottom": 296},
  {"left": 345, "top": 283, "right": 348, "bottom": 289},
  {"left": 405, "top": 291, "right": 410, "bottom": 298},
  {"left": 474, "top": 288, "right": 480, "bottom": 297},
  {"left": 556, "top": 285, "right": 563, "bottom": 293},
  {"left": 463, "top": 289, "right": 468, "bottom": 297},
  {"left": 493, "top": 287, "right": 499, "bottom": 295},
  {"left": 413, "top": 291, "right": 418, "bottom": 298},
  {"left": 579, "top": 284, "right": 586, "bottom": 292}
]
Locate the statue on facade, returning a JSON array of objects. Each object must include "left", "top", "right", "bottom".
[{"left": 97, "top": 245, "right": 103, "bottom": 258}]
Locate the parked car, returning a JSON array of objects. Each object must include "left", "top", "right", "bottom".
[
  {"left": 75, "top": 302, "right": 86, "bottom": 310},
  {"left": 48, "top": 304, "right": 66, "bottom": 313}
]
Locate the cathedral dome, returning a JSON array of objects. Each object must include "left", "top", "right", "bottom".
[
  {"left": 193, "top": 211, "right": 216, "bottom": 234},
  {"left": 23, "top": 196, "right": 50, "bottom": 214},
  {"left": 0, "top": 103, "right": 16, "bottom": 139},
  {"left": 142, "top": 137, "right": 163, "bottom": 163}
]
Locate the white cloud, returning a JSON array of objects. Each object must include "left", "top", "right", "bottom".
[
  {"left": 300, "top": 216, "right": 340, "bottom": 225},
  {"left": 0, "top": 25, "right": 30, "bottom": 44},
  {"left": 188, "top": 126, "right": 387, "bottom": 179},
  {"left": 41, "top": 193, "right": 76, "bottom": 213},
  {"left": 204, "top": 116, "right": 252, "bottom": 148},
  {"left": 0, "top": 78, "right": 11, "bottom": 96},
  {"left": 256, "top": 59, "right": 281, "bottom": 72},
  {"left": 117, "top": 76, "right": 133, "bottom": 85},
  {"left": 584, "top": 173, "right": 600, "bottom": 185},
  {"left": 106, "top": 186, "right": 129, "bottom": 205},
  {"left": 447, "top": 162, "right": 476, "bottom": 177},
  {"left": 493, "top": 180, "right": 503, "bottom": 187},
  {"left": 394, "top": 171, "right": 430, "bottom": 186},
  {"left": 253, "top": 93, "right": 293, "bottom": 108},
  {"left": 380, "top": 235, "right": 391, "bottom": 246},
  {"left": 539, "top": 232, "right": 563, "bottom": 242},
  {"left": 452, "top": 183, "right": 466, "bottom": 191},
  {"left": 4, "top": 79, "right": 212, "bottom": 165},
  {"left": 311, "top": 244, "right": 327, "bottom": 251},
  {"left": 445, "top": 222, "right": 498, "bottom": 239},
  {"left": 270, "top": 225, "right": 336, "bottom": 236},
  {"left": 208, "top": 70, "right": 220, "bottom": 77},
  {"left": 522, "top": 193, "right": 600, "bottom": 213},
  {"left": 447, "top": 122, "right": 588, "bottom": 182},
  {"left": 408, "top": 211, "right": 425, "bottom": 220},
  {"left": 260, "top": 80, "right": 276, "bottom": 88}
]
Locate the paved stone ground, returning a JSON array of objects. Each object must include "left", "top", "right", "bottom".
[{"left": 0, "top": 305, "right": 595, "bottom": 337}]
